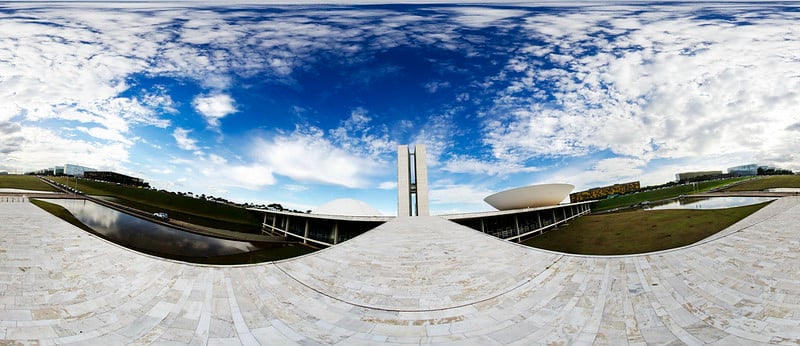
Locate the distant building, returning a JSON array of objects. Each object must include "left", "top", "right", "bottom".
[
  {"left": 64, "top": 164, "right": 96, "bottom": 177},
  {"left": 728, "top": 164, "right": 758, "bottom": 177},
  {"left": 569, "top": 181, "right": 640, "bottom": 203},
  {"left": 84, "top": 171, "right": 149, "bottom": 188},
  {"left": 675, "top": 171, "right": 723, "bottom": 183}
]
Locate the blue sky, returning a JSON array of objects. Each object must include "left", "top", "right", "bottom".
[{"left": 1, "top": 2, "right": 799, "bottom": 215}]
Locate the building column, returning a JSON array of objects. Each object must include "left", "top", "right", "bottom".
[
  {"left": 397, "top": 145, "right": 411, "bottom": 217},
  {"left": 414, "top": 144, "right": 430, "bottom": 216},
  {"left": 396, "top": 144, "right": 429, "bottom": 217},
  {"left": 303, "top": 219, "right": 309, "bottom": 245},
  {"left": 333, "top": 221, "right": 339, "bottom": 245}
]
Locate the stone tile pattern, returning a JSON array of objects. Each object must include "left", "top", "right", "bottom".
[{"left": 0, "top": 197, "right": 798, "bottom": 345}]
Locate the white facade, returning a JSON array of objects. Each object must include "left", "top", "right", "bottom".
[
  {"left": 397, "top": 145, "right": 429, "bottom": 217},
  {"left": 64, "top": 164, "right": 96, "bottom": 177},
  {"left": 484, "top": 183, "right": 575, "bottom": 210}
]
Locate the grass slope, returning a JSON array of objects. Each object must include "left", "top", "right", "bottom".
[
  {"left": 50, "top": 177, "right": 262, "bottom": 233},
  {"left": 523, "top": 202, "right": 769, "bottom": 255},
  {"left": 0, "top": 175, "right": 58, "bottom": 191},
  {"left": 592, "top": 177, "right": 752, "bottom": 212},
  {"left": 723, "top": 175, "right": 800, "bottom": 191}
]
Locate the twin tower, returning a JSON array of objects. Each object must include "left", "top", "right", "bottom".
[{"left": 397, "top": 144, "right": 429, "bottom": 217}]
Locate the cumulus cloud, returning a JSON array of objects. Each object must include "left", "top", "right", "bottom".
[
  {"left": 77, "top": 126, "right": 133, "bottom": 145},
  {"left": 2, "top": 126, "right": 129, "bottom": 172},
  {"left": 429, "top": 182, "right": 495, "bottom": 212},
  {"left": 330, "top": 108, "right": 396, "bottom": 158},
  {"left": 378, "top": 181, "right": 397, "bottom": 190},
  {"left": 478, "top": 6, "right": 800, "bottom": 177},
  {"left": 172, "top": 128, "right": 199, "bottom": 151},
  {"left": 442, "top": 154, "right": 540, "bottom": 176},
  {"left": 192, "top": 93, "right": 237, "bottom": 127},
  {"left": 252, "top": 127, "right": 385, "bottom": 188},
  {"left": 424, "top": 81, "right": 451, "bottom": 93}
]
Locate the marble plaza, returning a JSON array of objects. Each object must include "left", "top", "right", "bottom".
[{"left": 1, "top": 197, "right": 800, "bottom": 344}]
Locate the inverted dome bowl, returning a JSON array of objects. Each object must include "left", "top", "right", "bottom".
[{"left": 484, "top": 183, "right": 575, "bottom": 210}]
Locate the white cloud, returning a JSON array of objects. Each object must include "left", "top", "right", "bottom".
[
  {"left": 330, "top": 108, "right": 396, "bottom": 158},
  {"left": 442, "top": 155, "right": 540, "bottom": 176},
  {"left": 284, "top": 184, "right": 309, "bottom": 192},
  {"left": 2, "top": 126, "right": 128, "bottom": 172},
  {"left": 479, "top": 7, "right": 800, "bottom": 181},
  {"left": 444, "top": 7, "right": 527, "bottom": 28},
  {"left": 378, "top": 181, "right": 397, "bottom": 190},
  {"left": 172, "top": 128, "right": 199, "bottom": 151},
  {"left": 253, "top": 128, "right": 385, "bottom": 188},
  {"left": 192, "top": 93, "right": 237, "bottom": 127},
  {"left": 76, "top": 126, "right": 133, "bottom": 145},
  {"left": 423, "top": 81, "right": 451, "bottom": 93},
  {"left": 429, "top": 183, "right": 495, "bottom": 213},
  {"left": 223, "top": 164, "right": 276, "bottom": 189}
]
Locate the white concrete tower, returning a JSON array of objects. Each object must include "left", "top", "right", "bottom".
[{"left": 397, "top": 144, "right": 429, "bottom": 216}]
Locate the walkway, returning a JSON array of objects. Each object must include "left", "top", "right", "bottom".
[{"left": 1, "top": 197, "right": 799, "bottom": 344}]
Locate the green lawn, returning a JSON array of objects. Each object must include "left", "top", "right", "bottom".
[
  {"left": 723, "top": 175, "right": 800, "bottom": 191},
  {"left": 0, "top": 175, "right": 58, "bottom": 191},
  {"left": 50, "top": 177, "right": 262, "bottom": 233},
  {"left": 592, "top": 177, "right": 753, "bottom": 212},
  {"left": 523, "top": 202, "right": 769, "bottom": 255}
]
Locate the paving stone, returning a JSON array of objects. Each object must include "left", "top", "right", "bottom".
[{"left": 1, "top": 197, "right": 799, "bottom": 344}]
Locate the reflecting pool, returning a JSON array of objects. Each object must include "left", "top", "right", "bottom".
[
  {"left": 0, "top": 188, "right": 59, "bottom": 194},
  {"left": 765, "top": 188, "right": 800, "bottom": 193},
  {"left": 645, "top": 196, "right": 776, "bottom": 210},
  {"left": 42, "top": 199, "right": 279, "bottom": 262}
]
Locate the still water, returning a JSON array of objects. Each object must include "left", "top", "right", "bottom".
[
  {"left": 765, "top": 188, "right": 800, "bottom": 193},
  {"left": 645, "top": 196, "right": 776, "bottom": 210},
  {"left": 0, "top": 188, "right": 59, "bottom": 194},
  {"left": 42, "top": 199, "right": 266, "bottom": 260}
]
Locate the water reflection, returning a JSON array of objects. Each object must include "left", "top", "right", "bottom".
[
  {"left": 43, "top": 199, "right": 263, "bottom": 258},
  {"left": 765, "top": 188, "right": 800, "bottom": 193},
  {"left": 0, "top": 188, "right": 59, "bottom": 193},
  {"left": 645, "top": 196, "right": 776, "bottom": 210}
]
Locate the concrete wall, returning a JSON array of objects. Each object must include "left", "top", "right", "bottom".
[
  {"left": 397, "top": 145, "right": 411, "bottom": 217},
  {"left": 414, "top": 144, "right": 429, "bottom": 216}
]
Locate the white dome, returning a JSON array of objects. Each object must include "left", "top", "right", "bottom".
[
  {"left": 313, "top": 198, "right": 383, "bottom": 216},
  {"left": 484, "top": 183, "right": 575, "bottom": 210}
]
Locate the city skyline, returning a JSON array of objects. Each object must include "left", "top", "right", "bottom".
[{"left": 1, "top": 1, "right": 798, "bottom": 215}]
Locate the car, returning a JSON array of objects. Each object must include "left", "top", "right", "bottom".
[{"left": 153, "top": 212, "right": 169, "bottom": 220}]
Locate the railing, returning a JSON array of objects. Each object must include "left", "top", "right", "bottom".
[
  {"left": 504, "top": 207, "right": 591, "bottom": 242},
  {"left": 0, "top": 196, "right": 28, "bottom": 203}
]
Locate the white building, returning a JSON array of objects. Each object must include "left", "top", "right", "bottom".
[{"left": 64, "top": 164, "right": 96, "bottom": 177}]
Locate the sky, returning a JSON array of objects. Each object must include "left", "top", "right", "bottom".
[{"left": 1, "top": 1, "right": 798, "bottom": 215}]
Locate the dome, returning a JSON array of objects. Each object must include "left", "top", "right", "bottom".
[
  {"left": 484, "top": 183, "right": 575, "bottom": 210},
  {"left": 313, "top": 198, "right": 383, "bottom": 217}
]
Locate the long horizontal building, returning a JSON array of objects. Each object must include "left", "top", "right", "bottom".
[
  {"left": 570, "top": 181, "right": 640, "bottom": 203},
  {"left": 84, "top": 171, "right": 149, "bottom": 188}
]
